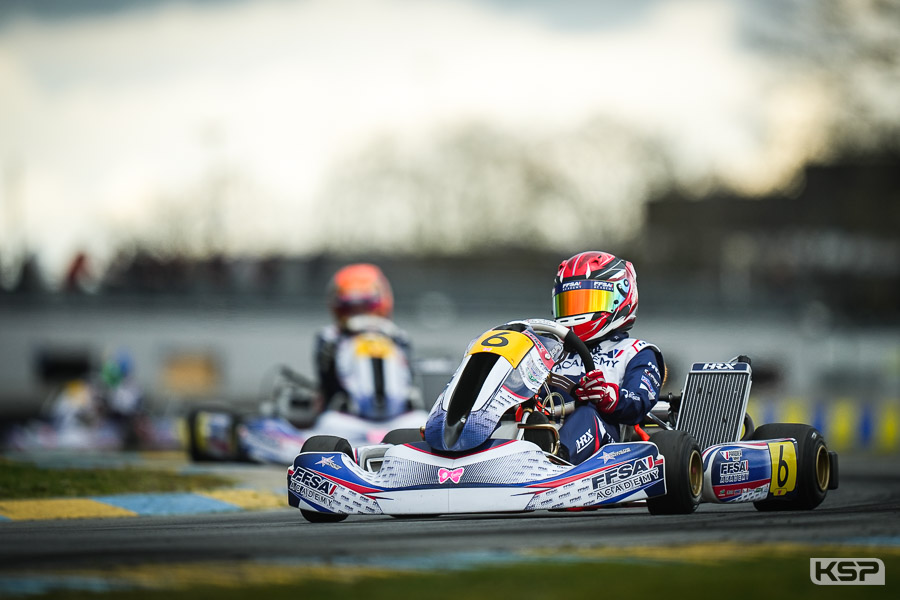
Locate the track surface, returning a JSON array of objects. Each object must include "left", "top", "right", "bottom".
[{"left": 1, "top": 455, "right": 898, "bottom": 572}]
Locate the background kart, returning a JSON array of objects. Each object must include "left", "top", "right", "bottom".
[
  {"left": 188, "top": 317, "right": 426, "bottom": 464},
  {"left": 187, "top": 398, "right": 427, "bottom": 465},
  {"left": 2, "top": 378, "right": 182, "bottom": 453},
  {"left": 288, "top": 319, "right": 839, "bottom": 522}
]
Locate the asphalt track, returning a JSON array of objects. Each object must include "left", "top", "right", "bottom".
[{"left": 1, "top": 455, "right": 898, "bottom": 578}]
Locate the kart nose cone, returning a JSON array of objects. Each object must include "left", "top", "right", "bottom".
[{"left": 443, "top": 417, "right": 466, "bottom": 449}]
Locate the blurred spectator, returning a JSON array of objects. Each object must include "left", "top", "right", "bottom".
[{"left": 63, "top": 251, "right": 94, "bottom": 293}]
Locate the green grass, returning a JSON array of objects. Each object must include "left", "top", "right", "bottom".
[
  {"left": 0, "top": 458, "right": 235, "bottom": 499},
  {"left": 9, "top": 552, "right": 900, "bottom": 600}
]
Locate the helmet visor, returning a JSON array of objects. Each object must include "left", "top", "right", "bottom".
[{"left": 553, "top": 281, "right": 618, "bottom": 319}]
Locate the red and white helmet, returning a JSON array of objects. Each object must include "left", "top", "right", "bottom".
[
  {"left": 552, "top": 251, "right": 639, "bottom": 343},
  {"left": 328, "top": 264, "right": 394, "bottom": 325}
]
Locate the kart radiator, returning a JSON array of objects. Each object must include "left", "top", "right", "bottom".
[{"left": 675, "top": 362, "right": 752, "bottom": 450}]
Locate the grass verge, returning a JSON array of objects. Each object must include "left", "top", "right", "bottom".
[
  {"left": 0, "top": 458, "right": 235, "bottom": 499},
  {"left": 6, "top": 550, "right": 899, "bottom": 600}
]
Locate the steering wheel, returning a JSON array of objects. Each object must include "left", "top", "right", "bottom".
[{"left": 521, "top": 318, "right": 595, "bottom": 372}]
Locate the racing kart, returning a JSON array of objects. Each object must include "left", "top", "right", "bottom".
[
  {"left": 187, "top": 316, "right": 427, "bottom": 464},
  {"left": 288, "top": 319, "right": 839, "bottom": 522}
]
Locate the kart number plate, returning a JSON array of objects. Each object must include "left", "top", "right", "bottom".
[
  {"left": 467, "top": 330, "right": 534, "bottom": 368},
  {"left": 767, "top": 440, "right": 798, "bottom": 496},
  {"left": 354, "top": 333, "right": 395, "bottom": 359}
]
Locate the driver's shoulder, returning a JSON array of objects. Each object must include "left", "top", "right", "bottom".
[{"left": 591, "top": 334, "right": 662, "bottom": 364}]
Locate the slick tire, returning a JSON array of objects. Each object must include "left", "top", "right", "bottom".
[
  {"left": 750, "top": 423, "right": 831, "bottom": 511},
  {"left": 299, "top": 435, "right": 354, "bottom": 523},
  {"left": 186, "top": 409, "right": 208, "bottom": 462},
  {"left": 740, "top": 412, "right": 756, "bottom": 441},
  {"left": 646, "top": 430, "right": 703, "bottom": 515},
  {"left": 381, "top": 428, "right": 423, "bottom": 445}
]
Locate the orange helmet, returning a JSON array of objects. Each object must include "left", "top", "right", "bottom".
[{"left": 328, "top": 264, "right": 394, "bottom": 324}]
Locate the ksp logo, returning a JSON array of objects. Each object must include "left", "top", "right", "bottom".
[{"left": 810, "top": 558, "right": 885, "bottom": 585}]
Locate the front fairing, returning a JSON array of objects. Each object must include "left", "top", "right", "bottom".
[
  {"left": 238, "top": 416, "right": 306, "bottom": 464},
  {"left": 423, "top": 325, "right": 562, "bottom": 452},
  {"left": 288, "top": 439, "right": 665, "bottom": 515}
]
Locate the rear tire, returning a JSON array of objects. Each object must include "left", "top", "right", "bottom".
[
  {"left": 299, "top": 435, "right": 353, "bottom": 523},
  {"left": 647, "top": 430, "right": 703, "bottom": 515},
  {"left": 750, "top": 423, "right": 830, "bottom": 511},
  {"left": 740, "top": 412, "right": 755, "bottom": 440},
  {"left": 381, "top": 428, "right": 423, "bottom": 445}
]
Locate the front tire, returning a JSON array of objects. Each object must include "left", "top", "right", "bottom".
[
  {"left": 299, "top": 435, "right": 353, "bottom": 523},
  {"left": 647, "top": 430, "right": 703, "bottom": 515},
  {"left": 381, "top": 428, "right": 423, "bottom": 445},
  {"left": 750, "top": 423, "right": 831, "bottom": 511}
]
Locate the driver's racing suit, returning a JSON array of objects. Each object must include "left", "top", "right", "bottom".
[
  {"left": 313, "top": 317, "right": 416, "bottom": 418},
  {"left": 545, "top": 331, "right": 664, "bottom": 465}
]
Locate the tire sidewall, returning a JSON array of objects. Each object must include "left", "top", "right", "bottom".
[
  {"left": 750, "top": 423, "right": 828, "bottom": 510},
  {"left": 647, "top": 429, "right": 702, "bottom": 515},
  {"left": 298, "top": 435, "right": 354, "bottom": 523}
]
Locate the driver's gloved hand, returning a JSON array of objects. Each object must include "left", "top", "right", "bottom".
[{"left": 574, "top": 369, "right": 619, "bottom": 414}]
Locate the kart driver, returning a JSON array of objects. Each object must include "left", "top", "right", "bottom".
[
  {"left": 313, "top": 263, "right": 418, "bottom": 418},
  {"left": 544, "top": 251, "right": 665, "bottom": 464}
]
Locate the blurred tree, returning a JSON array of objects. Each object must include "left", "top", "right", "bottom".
[{"left": 316, "top": 118, "right": 670, "bottom": 256}]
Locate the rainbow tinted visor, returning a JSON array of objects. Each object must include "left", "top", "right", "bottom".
[{"left": 553, "top": 280, "right": 618, "bottom": 319}]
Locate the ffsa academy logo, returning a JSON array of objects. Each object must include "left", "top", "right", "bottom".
[{"left": 810, "top": 558, "right": 885, "bottom": 585}]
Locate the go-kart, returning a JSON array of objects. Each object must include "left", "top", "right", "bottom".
[
  {"left": 288, "top": 319, "right": 839, "bottom": 522},
  {"left": 2, "top": 378, "right": 182, "bottom": 453},
  {"left": 187, "top": 316, "right": 427, "bottom": 464}
]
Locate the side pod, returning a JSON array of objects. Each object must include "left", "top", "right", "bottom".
[{"left": 701, "top": 440, "right": 801, "bottom": 504}]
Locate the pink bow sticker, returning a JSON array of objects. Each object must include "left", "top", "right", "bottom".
[{"left": 438, "top": 467, "right": 464, "bottom": 484}]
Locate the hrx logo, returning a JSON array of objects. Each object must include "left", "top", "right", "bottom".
[{"left": 810, "top": 558, "right": 885, "bottom": 585}]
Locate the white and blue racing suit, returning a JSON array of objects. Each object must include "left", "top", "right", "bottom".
[
  {"left": 545, "top": 331, "right": 664, "bottom": 465},
  {"left": 314, "top": 319, "right": 416, "bottom": 420}
]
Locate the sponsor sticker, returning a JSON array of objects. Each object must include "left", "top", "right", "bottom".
[
  {"left": 575, "top": 429, "right": 595, "bottom": 454},
  {"left": 522, "top": 330, "right": 555, "bottom": 368},
  {"left": 520, "top": 354, "right": 550, "bottom": 390},
  {"left": 289, "top": 467, "right": 337, "bottom": 508},
  {"left": 713, "top": 481, "right": 769, "bottom": 502},
  {"left": 718, "top": 459, "right": 750, "bottom": 484},
  {"left": 702, "top": 362, "right": 734, "bottom": 370},
  {"left": 721, "top": 449, "right": 743, "bottom": 461},
  {"left": 438, "top": 467, "right": 464, "bottom": 484},
  {"left": 590, "top": 456, "right": 660, "bottom": 498},
  {"left": 315, "top": 455, "right": 342, "bottom": 470},
  {"left": 599, "top": 447, "right": 632, "bottom": 463}
]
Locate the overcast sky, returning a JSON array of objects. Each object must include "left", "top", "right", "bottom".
[{"left": 0, "top": 0, "right": 896, "bottom": 283}]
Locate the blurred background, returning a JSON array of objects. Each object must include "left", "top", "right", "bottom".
[{"left": 1, "top": 0, "right": 898, "bottom": 453}]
